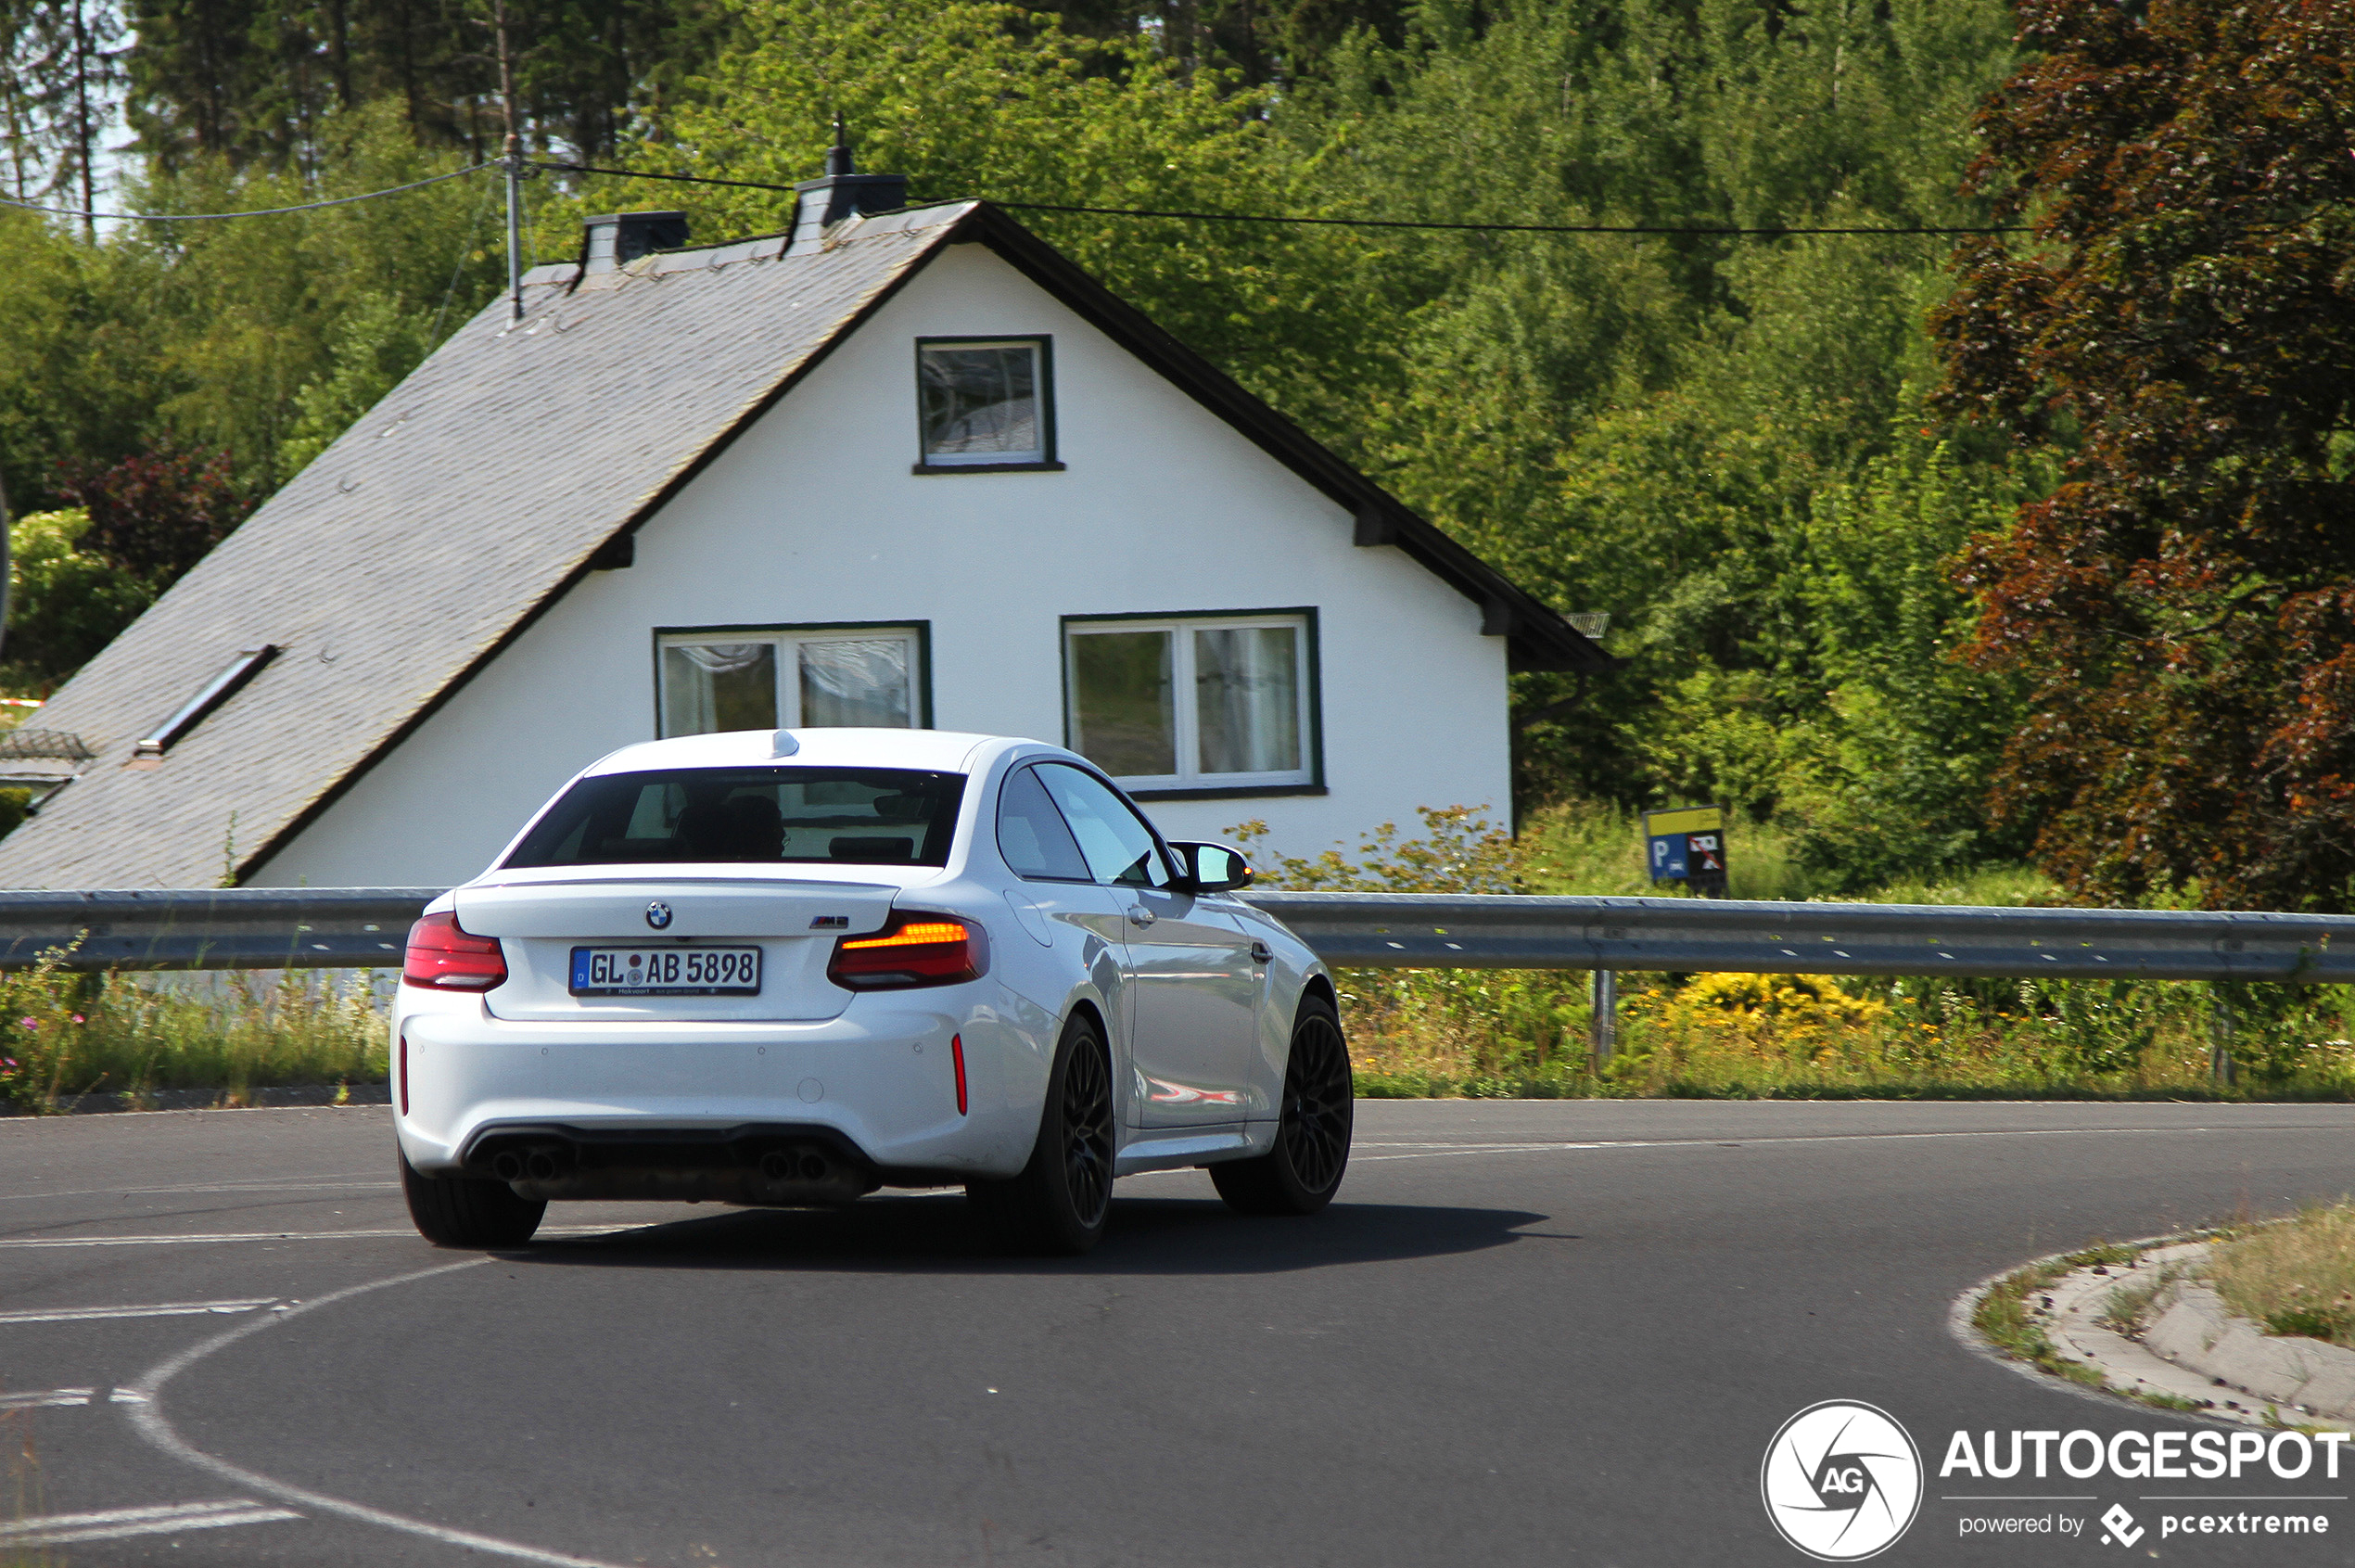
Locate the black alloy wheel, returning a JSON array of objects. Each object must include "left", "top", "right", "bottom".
[
  {"left": 968, "top": 1013, "right": 1115, "bottom": 1254},
  {"left": 1211, "top": 993, "right": 1353, "bottom": 1217},
  {"left": 1058, "top": 1026, "right": 1114, "bottom": 1230}
]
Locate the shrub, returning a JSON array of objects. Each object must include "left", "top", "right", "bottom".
[{"left": 6, "top": 507, "right": 155, "bottom": 685}]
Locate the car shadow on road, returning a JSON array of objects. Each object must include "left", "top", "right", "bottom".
[{"left": 505, "top": 1191, "right": 1560, "bottom": 1276}]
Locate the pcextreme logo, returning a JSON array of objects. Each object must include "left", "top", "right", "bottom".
[{"left": 1762, "top": 1400, "right": 1925, "bottom": 1562}]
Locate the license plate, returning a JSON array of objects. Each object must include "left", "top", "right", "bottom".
[{"left": 569, "top": 946, "right": 762, "bottom": 996}]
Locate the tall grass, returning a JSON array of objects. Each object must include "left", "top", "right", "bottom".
[
  {"left": 0, "top": 951, "right": 386, "bottom": 1113},
  {"left": 2207, "top": 1203, "right": 2355, "bottom": 1347}
]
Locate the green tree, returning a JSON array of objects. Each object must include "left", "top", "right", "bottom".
[
  {"left": 571, "top": 0, "right": 1382, "bottom": 404},
  {"left": 4, "top": 508, "right": 154, "bottom": 686},
  {"left": 1932, "top": 0, "right": 2355, "bottom": 910},
  {"left": 278, "top": 289, "right": 434, "bottom": 474},
  {"left": 126, "top": 0, "right": 725, "bottom": 171},
  {"left": 1, "top": 0, "right": 126, "bottom": 234}
]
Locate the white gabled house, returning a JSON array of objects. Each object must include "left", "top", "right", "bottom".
[{"left": 0, "top": 151, "right": 1609, "bottom": 890}]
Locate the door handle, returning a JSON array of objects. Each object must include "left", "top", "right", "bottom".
[
  {"left": 1127, "top": 907, "right": 1156, "bottom": 927},
  {"left": 1251, "top": 940, "right": 1273, "bottom": 962}
]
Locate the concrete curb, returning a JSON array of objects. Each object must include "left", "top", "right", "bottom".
[
  {"left": 2139, "top": 1248, "right": 2355, "bottom": 1421},
  {"left": 1963, "top": 1236, "right": 2355, "bottom": 1430},
  {"left": 1, "top": 1082, "right": 391, "bottom": 1116}
]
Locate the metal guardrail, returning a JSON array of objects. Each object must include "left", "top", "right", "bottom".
[
  {"left": 0, "top": 886, "right": 2347, "bottom": 985},
  {"left": 0, "top": 889, "right": 436, "bottom": 972},
  {"left": 1243, "top": 892, "right": 2353, "bottom": 983}
]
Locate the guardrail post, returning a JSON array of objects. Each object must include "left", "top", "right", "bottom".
[
  {"left": 1591, "top": 968, "right": 1617, "bottom": 1067},
  {"left": 2210, "top": 990, "right": 2237, "bottom": 1086}
]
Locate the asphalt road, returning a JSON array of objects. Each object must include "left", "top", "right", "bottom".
[{"left": 4, "top": 1100, "right": 2353, "bottom": 1567}]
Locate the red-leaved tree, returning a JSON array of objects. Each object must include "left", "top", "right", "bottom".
[
  {"left": 52, "top": 446, "right": 250, "bottom": 589},
  {"left": 1932, "top": 0, "right": 2355, "bottom": 910}
]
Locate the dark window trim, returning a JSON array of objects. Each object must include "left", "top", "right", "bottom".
[
  {"left": 910, "top": 461, "right": 1066, "bottom": 476},
  {"left": 1058, "top": 606, "right": 1323, "bottom": 793},
  {"left": 1126, "top": 784, "right": 1330, "bottom": 802},
  {"left": 915, "top": 334, "right": 1057, "bottom": 471},
  {"left": 651, "top": 619, "right": 934, "bottom": 737}
]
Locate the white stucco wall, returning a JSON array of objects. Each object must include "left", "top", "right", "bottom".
[{"left": 252, "top": 241, "right": 1511, "bottom": 888}]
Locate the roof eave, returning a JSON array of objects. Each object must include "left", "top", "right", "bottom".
[{"left": 954, "top": 204, "right": 1614, "bottom": 678}]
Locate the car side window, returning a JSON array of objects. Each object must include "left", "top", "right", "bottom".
[
  {"left": 1034, "top": 763, "right": 1172, "bottom": 888},
  {"left": 996, "top": 765, "right": 1092, "bottom": 881}
]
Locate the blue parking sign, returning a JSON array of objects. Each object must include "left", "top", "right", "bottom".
[
  {"left": 1648, "top": 832, "right": 1689, "bottom": 880},
  {"left": 1642, "top": 804, "right": 1725, "bottom": 886}
]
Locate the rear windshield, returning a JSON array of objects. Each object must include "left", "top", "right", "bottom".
[{"left": 504, "top": 767, "right": 966, "bottom": 868}]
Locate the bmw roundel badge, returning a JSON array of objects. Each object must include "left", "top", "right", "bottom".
[{"left": 645, "top": 900, "right": 673, "bottom": 931}]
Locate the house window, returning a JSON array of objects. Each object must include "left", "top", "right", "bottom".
[
  {"left": 915, "top": 337, "right": 1058, "bottom": 470},
  {"left": 657, "top": 625, "right": 926, "bottom": 737},
  {"left": 1063, "top": 612, "right": 1318, "bottom": 794}
]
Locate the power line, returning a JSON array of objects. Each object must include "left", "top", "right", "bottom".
[
  {"left": 0, "top": 163, "right": 490, "bottom": 223},
  {"left": 536, "top": 159, "right": 2031, "bottom": 236},
  {"left": 536, "top": 159, "right": 811, "bottom": 195},
  {"left": 989, "top": 199, "right": 2030, "bottom": 237}
]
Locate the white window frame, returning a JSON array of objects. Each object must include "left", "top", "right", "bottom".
[
  {"left": 1063, "top": 611, "right": 1318, "bottom": 794},
  {"left": 656, "top": 624, "right": 927, "bottom": 737}
]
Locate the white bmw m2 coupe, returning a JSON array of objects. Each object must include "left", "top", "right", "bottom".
[{"left": 393, "top": 728, "right": 1351, "bottom": 1254}]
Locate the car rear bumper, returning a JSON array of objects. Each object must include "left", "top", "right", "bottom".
[{"left": 392, "top": 989, "right": 1047, "bottom": 1186}]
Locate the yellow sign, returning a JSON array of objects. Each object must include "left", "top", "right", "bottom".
[{"left": 1643, "top": 805, "right": 1724, "bottom": 837}]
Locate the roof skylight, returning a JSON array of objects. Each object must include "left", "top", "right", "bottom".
[{"left": 133, "top": 646, "right": 278, "bottom": 763}]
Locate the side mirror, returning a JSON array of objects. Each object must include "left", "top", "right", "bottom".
[{"left": 1169, "top": 840, "right": 1254, "bottom": 894}]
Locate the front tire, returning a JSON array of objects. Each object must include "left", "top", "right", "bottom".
[
  {"left": 1212, "top": 992, "right": 1352, "bottom": 1217},
  {"left": 401, "top": 1147, "right": 545, "bottom": 1248},
  {"left": 968, "top": 1012, "right": 1115, "bottom": 1255}
]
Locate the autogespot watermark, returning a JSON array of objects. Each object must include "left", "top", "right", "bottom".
[
  {"left": 1766, "top": 1405, "right": 2350, "bottom": 1556},
  {"left": 1762, "top": 1401, "right": 1926, "bottom": 1561}
]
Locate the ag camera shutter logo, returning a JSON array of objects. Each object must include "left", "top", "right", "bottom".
[{"left": 1762, "top": 1400, "right": 1923, "bottom": 1561}]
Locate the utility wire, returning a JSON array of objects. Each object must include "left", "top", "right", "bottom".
[
  {"left": 987, "top": 198, "right": 2032, "bottom": 236},
  {"left": 0, "top": 163, "right": 490, "bottom": 223},
  {"left": 536, "top": 159, "right": 810, "bottom": 195},
  {"left": 537, "top": 159, "right": 2031, "bottom": 236}
]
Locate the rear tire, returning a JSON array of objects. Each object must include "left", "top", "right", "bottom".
[
  {"left": 401, "top": 1146, "right": 545, "bottom": 1248},
  {"left": 968, "top": 1013, "right": 1115, "bottom": 1256},
  {"left": 1211, "top": 993, "right": 1352, "bottom": 1217}
]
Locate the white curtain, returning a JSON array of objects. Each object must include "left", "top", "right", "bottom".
[
  {"left": 1194, "top": 626, "right": 1300, "bottom": 775},
  {"left": 661, "top": 643, "right": 777, "bottom": 736},
  {"left": 797, "top": 638, "right": 912, "bottom": 727}
]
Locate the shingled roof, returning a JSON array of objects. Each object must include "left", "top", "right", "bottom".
[{"left": 0, "top": 199, "right": 1607, "bottom": 888}]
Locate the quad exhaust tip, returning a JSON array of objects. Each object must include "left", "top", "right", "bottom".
[
  {"left": 758, "top": 1149, "right": 832, "bottom": 1183},
  {"left": 490, "top": 1146, "right": 567, "bottom": 1183}
]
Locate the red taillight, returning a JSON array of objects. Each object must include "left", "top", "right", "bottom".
[
  {"left": 827, "top": 913, "right": 987, "bottom": 990},
  {"left": 402, "top": 911, "right": 507, "bottom": 990},
  {"left": 951, "top": 1032, "right": 967, "bottom": 1115},
  {"left": 397, "top": 1031, "right": 410, "bottom": 1115}
]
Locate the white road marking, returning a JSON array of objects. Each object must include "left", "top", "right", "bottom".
[
  {"left": 0, "top": 1298, "right": 276, "bottom": 1324},
  {"left": 0, "top": 1387, "right": 93, "bottom": 1409},
  {"left": 123, "top": 1258, "right": 645, "bottom": 1568},
  {"left": 0, "top": 1224, "right": 622, "bottom": 1250},
  {"left": 0, "top": 1498, "right": 299, "bottom": 1544},
  {"left": 1347, "top": 1126, "right": 2256, "bottom": 1162},
  {"left": 0, "top": 1175, "right": 391, "bottom": 1203}
]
